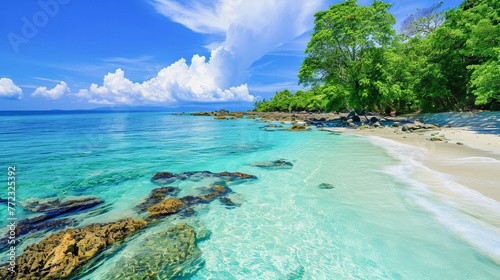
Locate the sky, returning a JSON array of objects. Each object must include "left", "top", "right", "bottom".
[{"left": 0, "top": 0, "right": 463, "bottom": 111}]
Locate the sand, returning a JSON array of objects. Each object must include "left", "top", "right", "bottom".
[{"left": 322, "top": 126, "right": 500, "bottom": 201}]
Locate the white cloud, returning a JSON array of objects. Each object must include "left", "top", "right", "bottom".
[
  {"left": 32, "top": 81, "right": 70, "bottom": 100},
  {"left": 76, "top": 48, "right": 253, "bottom": 104},
  {"left": 151, "top": 0, "right": 323, "bottom": 69},
  {"left": 0, "top": 78, "right": 23, "bottom": 99},
  {"left": 80, "top": 0, "right": 324, "bottom": 105}
]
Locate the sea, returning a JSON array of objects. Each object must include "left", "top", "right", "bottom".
[{"left": 0, "top": 110, "right": 499, "bottom": 279}]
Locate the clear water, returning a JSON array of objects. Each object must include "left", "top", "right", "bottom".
[{"left": 0, "top": 111, "right": 499, "bottom": 279}]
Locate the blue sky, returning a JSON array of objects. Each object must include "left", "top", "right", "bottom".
[{"left": 0, "top": 0, "right": 463, "bottom": 110}]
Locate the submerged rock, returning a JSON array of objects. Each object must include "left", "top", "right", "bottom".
[
  {"left": 219, "top": 196, "right": 244, "bottom": 208},
  {"left": 249, "top": 160, "right": 293, "bottom": 169},
  {"left": 261, "top": 124, "right": 283, "bottom": 128},
  {"left": 136, "top": 186, "right": 179, "bottom": 212},
  {"left": 0, "top": 218, "right": 147, "bottom": 280},
  {"left": 212, "top": 184, "right": 227, "bottom": 193},
  {"left": 15, "top": 216, "right": 76, "bottom": 237},
  {"left": 104, "top": 223, "right": 202, "bottom": 279},
  {"left": 147, "top": 198, "right": 185, "bottom": 218},
  {"left": 318, "top": 183, "right": 335, "bottom": 189},
  {"left": 216, "top": 171, "right": 256, "bottom": 179},
  {"left": 0, "top": 216, "right": 76, "bottom": 250},
  {"left": 21, "top": 196, "right": 104, "bottom": 214},
  {"left": 199, "top": 192, "right": 221, "bottom": 201},
  {"left": 278, "top": 124, "right": 311, "bottom": 131},
  {"left": 152, "top": 171, "right": 256, "bottom": 183}
]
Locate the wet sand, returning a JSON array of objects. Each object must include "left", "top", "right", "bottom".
[{"left": 323, "top": 126, "right": 500, "bottom": 201}]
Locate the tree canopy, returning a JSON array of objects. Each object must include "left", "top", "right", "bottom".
[{"left": 254, "top": 0, "right": 500, "bottom": 113}]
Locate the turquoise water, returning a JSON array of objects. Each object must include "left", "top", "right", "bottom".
[{"left": 1, "top": 111, "right": 499, "bottom": 279}]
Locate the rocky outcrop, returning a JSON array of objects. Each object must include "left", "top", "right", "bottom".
[
  {"left": 136, "top": 187, "right": 179, "bottom": 212},
  {"left": 104, "top": 223, "right": 202, "bottom": 279},
  {"left": 402, "top": 121, "right": 439, "bottom": 132},
  {"left": 278, "top": 124, "right": 312, "bottom": 131},
  {"left": 152, "top": 171, "right": 256, "bottom": 183},
  {"left": 0, "top": 218, "right": 147, "bottom": 280},
  {"left": 249, "top": 160, "right": 293, "bottom": 168},
  {"left": 179, "top": 184, "right": 231, "bottom": 207},
  {"left": 147, "top": 198, "right": 185, "bottom": 218}
]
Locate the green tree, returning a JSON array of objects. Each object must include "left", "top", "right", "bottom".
[{"left": 298, "top": 0, "right": 396, "bottom": 111}]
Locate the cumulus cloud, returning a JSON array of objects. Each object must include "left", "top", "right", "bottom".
[
  {"left": 77, "top": 47, "right": 253, "bottom": 104},
  {"left": 81, "top": 0, "right": 324, "bottom": 105},
  {"left": 32, "top": 81, "right": 70, "bottom": 100},
  {"left": 0, "top": 78, "right": 23, "bottom": 99}
]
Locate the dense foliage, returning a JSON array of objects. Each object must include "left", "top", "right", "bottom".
[{"left": 254, "top": 0, "right": 500, "bottom": 113}]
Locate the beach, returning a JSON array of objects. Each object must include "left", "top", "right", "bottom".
[
  {"left": 1, "top": 110, "right": 500, "bottom": 279},
  {"left": 322, "top": 125, "right": 500, "bottom": 202}
]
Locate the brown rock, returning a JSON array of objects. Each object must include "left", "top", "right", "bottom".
[
  {"left": 278, "top": 124, "right": 311, "bottom": 131},
  {"left": 136, "top": 186, "right": 179, "bottom": 212},
  {"left": 0, "top": 218, "right": 146, "bottom": 280},
  {"left": 152, "top": 172, "right": 178, "bottom": 180},
  {"left": 147, "top": 198, "right": 185, "bottom": 218},
  {"left": 215, "top": 171, "right": 256, "bottom": 179},
  {"left": 200, "top": 192, "right": 221, "bottom": 201},
  {"left": 212, "top": 185, "right": 227, "bottom": 192}
]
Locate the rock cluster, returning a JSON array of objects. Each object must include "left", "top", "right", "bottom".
[
  {"left": 0, "top": 169, "right": 256, "bottom": 279},
  {"left": 401, "top": 121, "right": 439, "bottom": 132},
  {"left": 0, "top": 218, "right": 147, "bottom": 280},
  {"left": 136, "top": 186, "right": 179, "bottom": 212},
  {"left": 152, "top": 171, "right": 256, "bottom": 183},
  {"left": 278, "top": 124, "right": 311, "bottom": 131}
]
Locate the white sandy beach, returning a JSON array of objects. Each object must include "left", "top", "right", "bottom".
[{"left": 323, "top": 126, "right": 500, "bottom": 201}]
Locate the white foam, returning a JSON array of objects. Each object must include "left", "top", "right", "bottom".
[{"left": 364, "top": 136, "right": 500, "bottom": 264}]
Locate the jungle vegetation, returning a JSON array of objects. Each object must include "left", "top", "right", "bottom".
[{"left": 254, "top": 0, "right": 500, "bottom": 114}]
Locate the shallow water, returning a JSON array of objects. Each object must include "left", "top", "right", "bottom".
[{"left": 1, "top": 111, "right": 499, "bottom": 279}]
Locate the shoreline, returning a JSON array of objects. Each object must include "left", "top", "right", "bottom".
[
  {"left": 191, "top": 109, "right": 500, "bottom": 202},
  {"left": 322, "top": 126, "right": 500, "bottom": 202}
]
